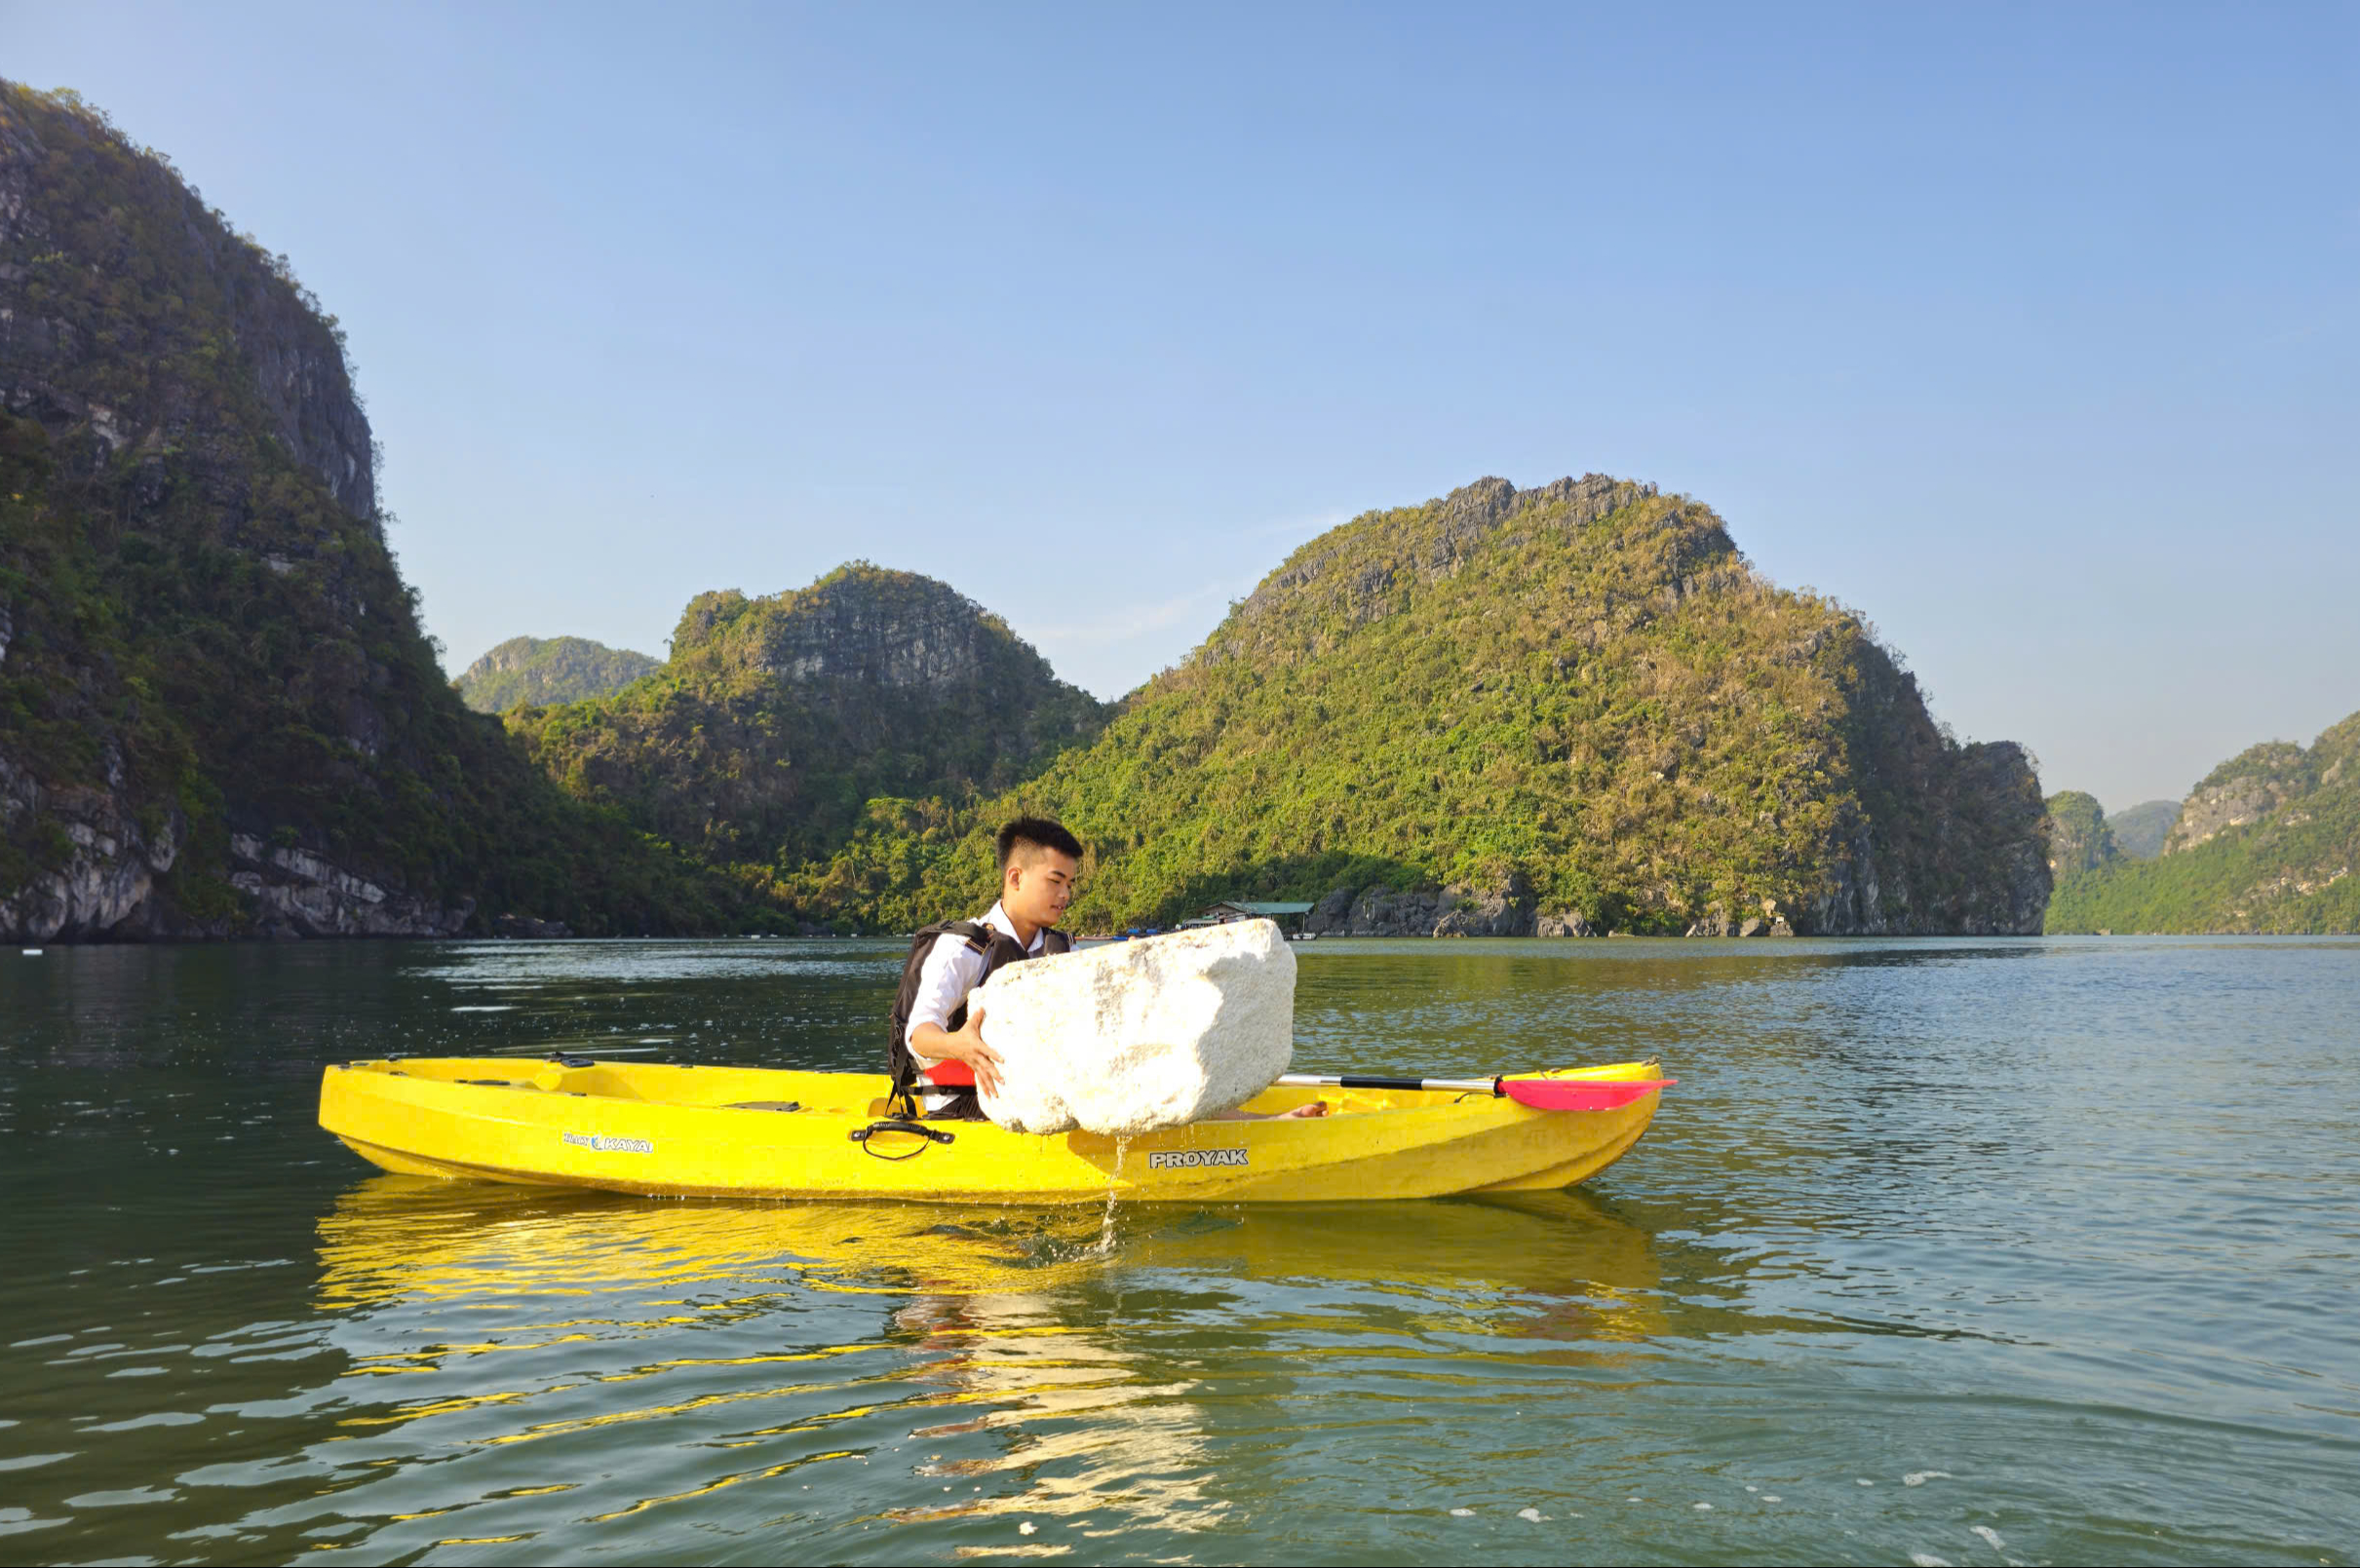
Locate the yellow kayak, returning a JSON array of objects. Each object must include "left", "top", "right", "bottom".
[{"left": 317, "top": 1055, "right": 1669, "bottom": 1205}]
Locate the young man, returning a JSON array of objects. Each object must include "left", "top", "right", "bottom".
[
  {"left": 889, "top": 817, "right": 1325, "bottom": 1121},
  {"left": 891, "top": 817, "right": 1081, "bottom": 1117}
]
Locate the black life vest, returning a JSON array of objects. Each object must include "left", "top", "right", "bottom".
[{"left": 886, "top": 919, "right": 1072, "bottom": 1118}]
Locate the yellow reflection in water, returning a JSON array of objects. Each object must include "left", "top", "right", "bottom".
[
  {"left": 317, "top": 1176, "right": 1665, "bottom": 1333},
  {"left": 891, "top": 1290, "right": 1230, "bottom": 1537},
  {"left": 313, "top": 1176, "right": 1667, "bottom": 1539}
]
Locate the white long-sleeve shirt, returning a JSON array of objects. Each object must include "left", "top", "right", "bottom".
[{"left": 904, "top": 901, "right": 1048, "bottom": 1079}]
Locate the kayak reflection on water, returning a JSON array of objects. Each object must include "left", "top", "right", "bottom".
[
  {"left": 290, "top": 1179, "right": 1674, "bottom": 1547},
  {"left": 314, "top": 1176, "right": 1666, "bottom": 1330}
]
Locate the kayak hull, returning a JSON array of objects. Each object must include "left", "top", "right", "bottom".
[{"left": 317, "top": 1056, "right": 1667, "bottom": 1205}]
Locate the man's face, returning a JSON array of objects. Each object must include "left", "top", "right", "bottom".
[{"left": 1004, "top": 848, "right": 1079, "bottom": 929}]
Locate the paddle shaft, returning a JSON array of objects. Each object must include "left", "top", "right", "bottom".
[
  {"left": 1277, "top": 1072, "right": 1503, "bottom": 1095},
  {"left": 1276, "top": 1071, "right": 1675, "bottom": 1112}
]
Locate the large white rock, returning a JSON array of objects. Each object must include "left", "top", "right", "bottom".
[{"left": 974, "top": 919, "right": 1296, "bottom": 1136}]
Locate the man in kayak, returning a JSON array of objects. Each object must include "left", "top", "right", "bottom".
[
  {"left": 892, "top": 816, "right": 1080, "bottom": 1118},
  {"left": 891, "top": 816, "right": 1325, "bottom": 1121}
]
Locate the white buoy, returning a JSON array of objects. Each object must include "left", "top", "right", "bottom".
[{"left": 20, "top": 948, "right": 41, "bottom": 956}]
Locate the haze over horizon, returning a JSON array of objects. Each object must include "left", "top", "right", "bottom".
[{"left": 7, "top": 1, "right": 2354, "bottom": 811}]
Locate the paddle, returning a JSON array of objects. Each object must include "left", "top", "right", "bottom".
[{"left": 1274, "top": 1073, "right": 1675, "bottom": 1111}]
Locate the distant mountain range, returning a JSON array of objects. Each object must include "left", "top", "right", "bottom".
[
  {"left": 2046, "top": 716, "right": 2359, "bottom": 933},
  {"left": 0, "top": 81, "right": 2061, "bottom": 941},
  {"left": 455, "top": 635, "right": 658, "bottom": 712}
]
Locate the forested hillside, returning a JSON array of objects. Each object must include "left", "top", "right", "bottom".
[
  {"left": 506, "top": 565, "right": 1108, "bottom": 873},
  {"left": 0, "top": 84, "right": 753, "bottom": 938},
  {"left": 773, "top": 477, "right": 2050, "bottom": 936},
  {"left": 2044, "top": 791, "right": 2118, "bottom": 874},
  {"left": 456, "top": 635, "right": 659, "bottom": 712},
  {"left": 2048, "top": 712, "right": 2360, "bottom": 934}
]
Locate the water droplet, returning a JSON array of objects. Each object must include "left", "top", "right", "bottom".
[
  {"left": 1517, "top": 1508, "right": 1546, "bottom": 1522},
  {"left": 1904, "top": 1471, "right": 1954, "bottom": 1487},
  {"left": 1449, "top": 1507, "right": 1475, "bottom": 1517},
  {"left": 1971, "top": 1525, "right": 2005, "bottom": 1550}
]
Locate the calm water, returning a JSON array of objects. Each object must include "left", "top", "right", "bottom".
[{"left": 3, "top": 937, "right": 2356, "bottom": 1566}]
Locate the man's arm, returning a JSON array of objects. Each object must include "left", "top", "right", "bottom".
[
  {"left": 904, "top": 936, "right": 1006, "bottom": 1097},
  {"left": 909, "top": 1013, "right": 1003, "bottom": 1098}
]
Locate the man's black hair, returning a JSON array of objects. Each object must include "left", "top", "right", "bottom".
[{"left": 997, "top": 816, "right": 1084, "bottom": 868}]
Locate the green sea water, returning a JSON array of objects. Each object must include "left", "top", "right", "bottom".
[{"left": 2, "top": 936, "right": 2355, "bottom": 1565}]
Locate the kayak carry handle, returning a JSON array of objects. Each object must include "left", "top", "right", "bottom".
[{"left": 849, "top": 1120, "right": 956, "bottom": 1161}]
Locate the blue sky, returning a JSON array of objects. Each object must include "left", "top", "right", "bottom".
[{"left": 8, "top": 1, "right": 2355, "bottom": 809}]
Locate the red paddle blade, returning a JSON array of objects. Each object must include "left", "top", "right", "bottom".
[{"left": 1500, "top": 1077, "right": 1675, "bottom": 1112}]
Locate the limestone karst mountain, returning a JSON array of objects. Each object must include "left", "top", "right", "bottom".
[
  {"left": 455, "top": 636, "right": 660, "bottom": 713},
  {"left": 0, "top": 83, "right": 747, "bottom": 938},
  {"left": 505, "top": 564, "right": 1110, "bottom": 870},
  {"left": 2044, "top": 791, "right": 2119, "bottom": 875},
  {"left": 778, "top": 476, "right": 2052, "bottom": 936},
  {"left": 2048, "top": 712, "right": 2360, "bottom": 934}
]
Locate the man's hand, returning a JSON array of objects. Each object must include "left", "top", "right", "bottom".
[{"left": 912, "top": 1004, "right": 1005, "bottom": 1098}]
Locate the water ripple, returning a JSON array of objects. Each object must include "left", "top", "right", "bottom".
[{"left": 1, "top": 937, "right": 2354, "bottom": 1562}]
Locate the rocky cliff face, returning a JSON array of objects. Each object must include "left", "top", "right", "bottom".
[
  {"left": 2165, "top": 743, "right": 2313, "bottom": 854},
  {"left": 673, "top": 570, "right": 1049, "bottom": 694},
  {"left": 0, "top": 84, "right": 739, "bottom": 941},
  {"left": 0, "top": 752, "right": 179, "bottom": 938},
  {"left": 0, "top": 86, "right": 442, "bottom": 939},
  {"left": 1806, "top": 656, "right": 2050, "bottom": 937},
  {"left": 0, "top": 103, "right": 375, "bottom": 528}
]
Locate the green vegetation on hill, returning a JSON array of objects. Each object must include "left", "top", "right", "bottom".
[
  {"left": 0, "top": 84, "right": 2056, "bottom": 943},
  {"left": 767, "top": 478, "right": 2048, "bottom": 936},
  {"left": 2106, "top": 799, "right": 2179, "bottom": 860},
  {"left": 456, "top": 636, "right": 660, "bottom": 712},
  {"left": 2043, "top": 791, "right": 2117, "bottom": 874},
  {"left": 0, "top": 83, "right": 754, "bottom": 937},
  {"left": 2047, "top": 712, "right": 2360, "bottom": 934},
  {"left": 506, "top": 564, "right": 1108, "bottom": 881}
]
